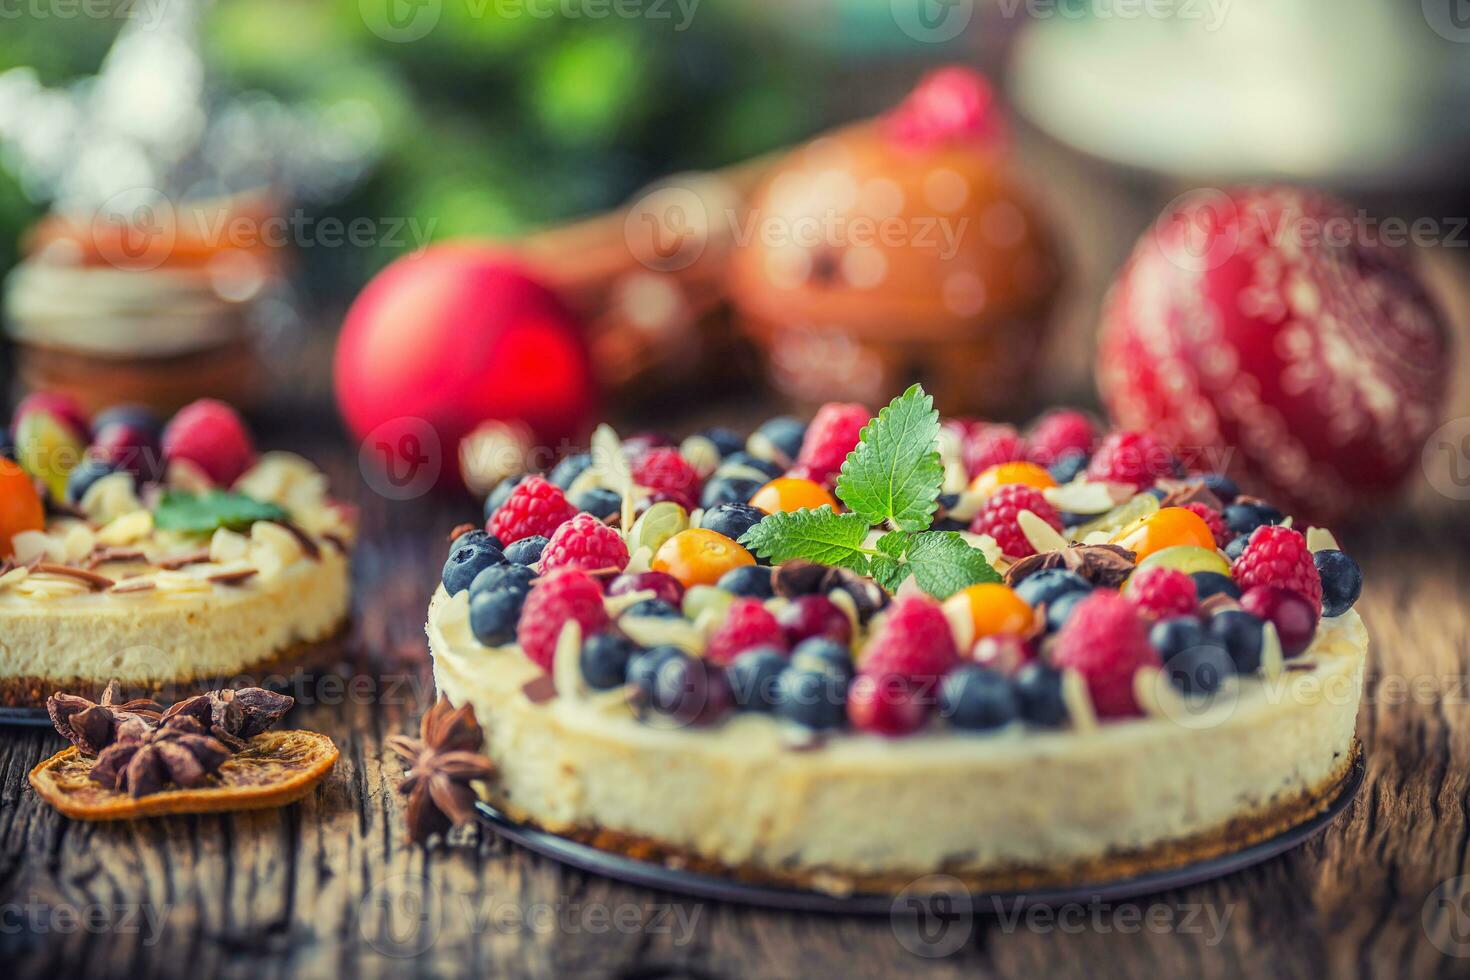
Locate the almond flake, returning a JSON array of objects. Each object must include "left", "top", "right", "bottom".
[
  {"left": 1061, "top": 668, "right": 1098, "bottom": 732},
  {"left": 1018, "top": 510, "right": 1069, "bottom": 554},
  {"left": 1305, "top": 526, "right": 1340, "bottom": 553},
  {"left": 96, "top": 510, "right": 153, "bottom": 547}
]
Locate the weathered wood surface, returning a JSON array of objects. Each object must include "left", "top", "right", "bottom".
[{"left": 5, "top": 164, "right": 1470, "bottom": 978}]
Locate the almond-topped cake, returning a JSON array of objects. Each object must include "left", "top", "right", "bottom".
[
  {"left": 1, "top": 393, "right": 354, "bottom": 708},
  {"left": 425, "top": 386, "right": 1366, "bottom": 893}
]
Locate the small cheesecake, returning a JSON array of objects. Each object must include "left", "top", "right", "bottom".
[
  {"left": 2, "top": 397, "right": 353, "bottom": 708},
  {"left": 423, "top": 399, "right": 1368, "bottom": 894}
]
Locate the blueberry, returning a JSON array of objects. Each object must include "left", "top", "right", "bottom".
[
  {"left": 940, "top": 665, "right": 1019, "bottom": 730},
  {"left": 701, "top": 502, "right": 767, "bottom": 541},
  {"left": 775, "top": 666, "right": 847, "bottom": 730},
  {"left": 627, "top": 645, "right": 682, "bottom": 700},
  {"left": 1192, "top": 571, "right": 1241, "bottom": 602},
  {"left": 1149, "top": 617, "right": 1209, "bottom": 662},
  {"left": 91, "top": 404, "right": 162, "bottom": 438},
  {"left": 0, "top": 429, "right": 13, "bottom": 460},
  {"left": 1225, "top": 535, "right": 1249, "bottom": 561},
  {"left": 484, "top": 474, "right": 527, "bottom": 524},
  {"left": 1200, "top": 473, "right": 1239, "bottom": 503},
  {"left": 789, "top": 638, "right": 854, "bottom": 683},
  {"left": 1013, "top": 662, "right": 1067, "bottom": 726},
  {"left": 580, "top": 632, "right": 639, "bottom": 690},
  {"left": 442, "top": 536, "right": 506, "bottom": 595},
  {"left": 650, "top": 650, "right": 732, "bottom": 725},
  {"left": 754, "top": 416, "right": 805, "bottom": 461},
  {"left": 450, "top": 527, "right": 490, "bottom": 553},
  {"left": 470, "top": 563, "right": 536, "bottom": 599},
  {"left": 1165, "top": 642, "right": 1234, "bottom": 696},
  {"left": 1313, "top": 550, "right": 1362, "bottom": 617},
  {"left": 1208, "top": 609, "right": 1265, "bottom": 673},
  {"left": 937, "top": 492, "right": 960, "bottom": 511},
  {"left": 572, "top": 487, "right": 621, "bottom": 518},
  {"left": 719, "top": 452, "right": 783, "bottom": 481},
  {"left": 701, "top": 427, "right": 744, "bottom": 458},
  {"left": 503, "top": 535, "right": 548, "bottom": 566},
  {"left": 1223, "top": 502, "right": 1283, "bottom": 539},
  {"left": 1044, "top": 589, "right": 1089, "bottom": 632},
  {"left": 469, "top": 589, "right": 522, "bottom": 646},
  {"left": 548, "top": 453, "right": 593, "bottom": 489},
  {"left": 1013, "top": 568, "right": 1092, "bottom": 609},
  {"left": 1048, "top": 452, "right": 1090, "bottom": 485},
  {"left": 727, "top": 647, "right": 787, "bottom": 712},
  {"left": 1146, "top": 486, "right": 1168, "bottom": 501},
  {"left": 717, "top": 565, "right": 773, "bottom": 598},
  {"left": 65, "top": 457, "right": 122, "bottom": 504},
  {"left": 623, "top": 598, "right": 682, "bottom": 619},
  {"left": 700, "top": 476, "right": 764, "bottom": 510}
]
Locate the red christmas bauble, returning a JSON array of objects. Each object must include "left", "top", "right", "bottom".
[
  {"left": 1098, "top": 186, "right": 1450, "bottom": 523},
  {"left": 334, "top": 246, "right": 596, "bottom": 490}
]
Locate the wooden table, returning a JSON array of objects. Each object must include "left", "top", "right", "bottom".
[{"left": 6, "top": 162, "right": 1470, "bottom": 978}]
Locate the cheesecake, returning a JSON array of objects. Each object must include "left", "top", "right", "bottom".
[
  {"left": 424, "top": 393, "right": 1366, "bottom": 892},
  {"left": 2, "top": 395, "right": 353, "bottom": 708}
]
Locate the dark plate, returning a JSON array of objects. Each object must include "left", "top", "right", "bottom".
[{"left": 476, "top": 753, "right": 1364, "bottom": 914}]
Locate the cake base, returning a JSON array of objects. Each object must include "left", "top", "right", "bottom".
[
  {"left": 0, "top": 624, "right": 350, "bottom": 714},
  {"left": 477, "top": 741, "right": 1360, "bottom": 900}
]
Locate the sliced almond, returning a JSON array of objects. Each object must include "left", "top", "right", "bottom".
[
  {"left": 1061, "top": 668, "right": 1099, "bottom": 732},
  {"left": 96, "top": 510, "right": 153, "bottom": 548},
  {"left": 1305, "top": 526, "right": 1340, "bottom": 553},
  {"left": 1018, "top": 510, "right": 1069, "bottom": 554}
]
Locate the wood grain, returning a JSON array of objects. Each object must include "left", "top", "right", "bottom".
[{"left": 5, "top": 164, "right": 1470, "bottom": 978}]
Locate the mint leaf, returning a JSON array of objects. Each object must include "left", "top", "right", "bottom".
[
  {"left": 835, "top": 384, "right": 942, "bottom": 532},
  {"left": 904, "top": 531, "right": 1002, "bottom": 599},
  {"left": 739, "top": 507, "right": 871, "bottom": 574},
  {"left": 153, "top": 490, "right": 288, "bottom": 536},
  {"left": 869, "top": 531, "right": 911, "bottom": 592}
]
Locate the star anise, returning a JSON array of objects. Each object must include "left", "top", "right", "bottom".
[
  {"left": 1005, "top": 543, "right": 1137, "bottom": 591},
  {"left": 161, "top": 687, "right": 295, "bottom": 751},
  {"left": 47, "top": 681, "right": 165, "bottom": 756},
  {"left": 387, "top": 698, "right": 496, "bottom": 844},
  {"left": 90, "top": 715, "right": 232, "bottom": 798}
]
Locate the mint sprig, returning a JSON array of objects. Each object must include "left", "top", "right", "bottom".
[
  {"left": 835, "top": 384, "right": 943, "bottom": 532},
  {"left": 153, "top": 490, "right": 288, "bottom": 535},
  {"left": 739, "top": 385, "right": 1000, "bottom": 600}
]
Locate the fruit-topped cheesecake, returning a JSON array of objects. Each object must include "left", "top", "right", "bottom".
[
  {"left": 1, "top": 393, "right": 354, "bottom": 708},
  {"left": 425, "top": 387, "right": 1366, "bottom": 892}
]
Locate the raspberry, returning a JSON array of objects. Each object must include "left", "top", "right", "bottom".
[
  {"left": 884, "top": 66, "right": 1006, "bottom": 149},
  {"left": 964, "top": 423, "right": 1027, "bottom": 476},
  {"left": 860, "top": 596, "right": 959, "bottom": 693},
  {"left": 847, "top": 673, "right": 929, "bottom": 736},
  {"left": 1026, "top": 410, "right": 1097, "bottom": 467},
  {"left": 632, "top": 448, "right": 702, "bottom": 510},
  {"left": 516, "top": 569, "right": 610, "bottom": 672},
  {"left": 705, "top": 597, "right": 788, "bottom": 665},
  {"left": 539, "top": 513, "right": 630, "bottom": 576},
  {"left": 1183, "top": 502, "right": 1230, "bottom": 549},
  {"left": 1086, "top": 430, "right": 1178, "bottom": 490},
  {"left": 970, "top": 484, "right": 1062, "bottom": 559},
  {"left": 1125, "top": 567, "right": 1198, "bottom": 620},
  {"left": 161, "top": 398, "right": 257, "bottom": 486},
  {"left": 489, "top": 475, "right": 578, "bottom": 544},
  {"left": 794, "top": 402, "right": 870, "bottom": 485},
  {"left": 1231, "top": 525, "right": 1322, "bottom": 614},
  {"left": 1051, "top": 592, "right": 1160, "bottom": 718}
]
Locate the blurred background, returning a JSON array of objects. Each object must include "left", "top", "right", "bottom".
[{"left": 3, "top": 0, "right": 1469, "bottom": 520}]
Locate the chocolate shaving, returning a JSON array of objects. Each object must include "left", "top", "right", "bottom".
[
  {"left": 206, "top": 568, "right": 258, "bottom": 586},
  {"left": 819, "top": 566, "right": 889, "bottom": 621},
  {"left": 31, "top": 563, "right": 115, "bottom": 590},
  {"left": 86, "top": 547, "right": 148, "bottom": 568},
  {"left": 157, "top": 549, "right": 211, "bottom": 570},
  {"left": 1199, "top": 594, "right": 1242, "bottom": 617},
  {"left": 110, "top": 578, "right": 157, "bottom": 594},
  {"left": 1005, "top": 544, "right": 1136, "bottom": 590},
  {"left": 772, "top": 560, "right": 831, "bottom": 598},
  {"left": 521, "top": 675, "right": 557, "bottom": 704},
  {"left": 1156, "top": 479, "right": 1225, "bottom": 512},
  {"left": 322, "top": 533, "right": 350, "bottom": 554},
  {"left": 446, "top": 523, "right": 477, "bottom": 544},
  {"left": 387, "top": 698, "right": 497, "bottom": 843},
  {"left": 264, "top": 520, "right": 320, "bottom": 561}
]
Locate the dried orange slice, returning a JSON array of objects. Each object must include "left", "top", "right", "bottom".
[{"left": 29, "top": 729, "right": 337, "bottom": 820}]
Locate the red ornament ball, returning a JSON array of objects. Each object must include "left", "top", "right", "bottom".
[
  {"left": 1097, "top": 186, "right": 1450, "bottom": 522},
  {"left": 334, "top": 247, "right": 596, "bottom": 490}
]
